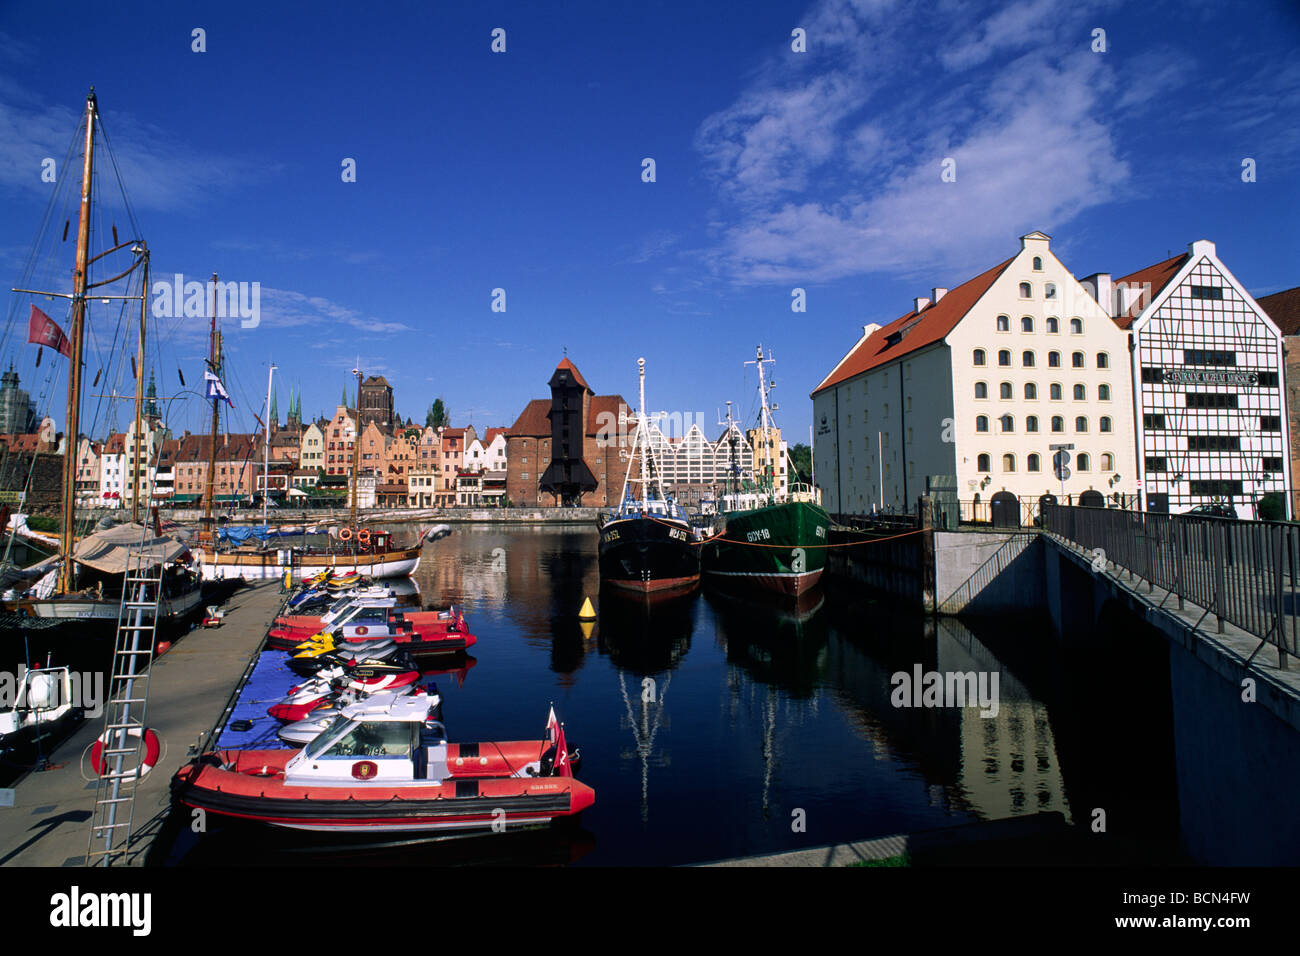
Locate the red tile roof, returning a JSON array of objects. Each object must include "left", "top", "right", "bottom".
[
  {"left": 555, "top": 357, "right": 590, "bottom": 391},
  {"left": 812, "top": 257, "right": 1014, "bottom": 395},
  {"left": 481, "top": 427, "right": 507, "bottom": 446},
  {"left": 1258, "top": 286, "right": 1300, "bottom": 336},
  {"left": 507, "top": 394, "right": 630, "bottom": 437},
  {"left": 1109, "top": 253, "right": 1188, "bottom": 329},
  {"left": 507, "top": 399, "right": 551, "bottom": 438}
]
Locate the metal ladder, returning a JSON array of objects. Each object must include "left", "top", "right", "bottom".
[{"left": 85, "top": 554, "right": 163, "bottom": 867}]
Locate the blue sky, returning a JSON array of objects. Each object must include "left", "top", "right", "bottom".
[{"left": 1, "top": 0, "right": 1297, "bottom": 444}]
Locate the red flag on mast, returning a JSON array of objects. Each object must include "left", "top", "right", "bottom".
[{"left": 27, "top": 305, "right": 72, "bottom": 358}]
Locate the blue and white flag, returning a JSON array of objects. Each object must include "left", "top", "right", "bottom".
[{"left": 204, "top": 369, "right": 234, "bottom": 407}]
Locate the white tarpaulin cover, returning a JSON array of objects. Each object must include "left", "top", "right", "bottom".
[{"left": 71, "top": 522, "right": 189, "bottom": 574}]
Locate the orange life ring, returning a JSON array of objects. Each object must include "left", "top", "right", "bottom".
[
  {"left": 91, "top": 727, "right": 161, "bottom": 778},
  {"left": 339, "top": 527, "right": 353, "bottom": 541},
  {"left": 357, "top": 529, "right": 371, "bottom": 544}
]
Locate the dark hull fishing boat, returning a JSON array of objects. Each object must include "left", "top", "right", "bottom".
[{"left": 596, "top": 359, "right": 701, "bottom": 595}]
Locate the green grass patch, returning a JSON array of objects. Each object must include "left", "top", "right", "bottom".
[{"left": 849, "top": 852, "right": 910, "bottom": 867}]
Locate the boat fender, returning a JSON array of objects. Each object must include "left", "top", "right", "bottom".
[
  {"left": 229, "top": 719, "right": 254, "bottom": 733},
  {"left": 91, "top": 727, "right": 160, "bottom": 778}
]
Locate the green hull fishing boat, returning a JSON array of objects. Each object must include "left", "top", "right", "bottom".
[{"left": 702, "top": 346, "right": 830, "bottom": 597}]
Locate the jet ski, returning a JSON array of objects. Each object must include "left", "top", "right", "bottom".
[
  {"left": 267, "top": 661, "right": 423, "bottom": 722},
  {"left": 174, "top": 704, "right": 592, "bottom": 834},
  {"left": 278, "top": 685, "right": 443, "bottom": 746}
]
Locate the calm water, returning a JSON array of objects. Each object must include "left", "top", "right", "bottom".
[{"left": 166, "top": 524, "right": 1182, "bottom": 866}]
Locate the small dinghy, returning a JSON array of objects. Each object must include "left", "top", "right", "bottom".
[
  {"left": 266, "top": 662, "right": 423, "bottom": 722},
  {"left": 173, "top": 704, "right": 592, "bottom": 834}
]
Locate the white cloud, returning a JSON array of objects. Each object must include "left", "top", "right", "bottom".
[{"left": 694, "top": 0, "right": 1145, "bottom": 283}]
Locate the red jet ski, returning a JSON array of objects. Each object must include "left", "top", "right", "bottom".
[
  {"left": 173, "top": 703, "right": 591, "bottom": 834},
  {"left": 268, "top": 609, "right": 475, "bottom": 655},
  {"left": 269, "top": 605, "right": 467, "bottom": 643},
  {"left": 267, "top": 664, "right": 423, "bottom": 722}
]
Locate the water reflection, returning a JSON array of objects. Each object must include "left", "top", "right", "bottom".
[{"left": 171, "top": 526, "right": 1143, "bottom": 864}]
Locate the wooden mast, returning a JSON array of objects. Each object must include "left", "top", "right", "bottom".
[
  {"left": 349, "top": 364, "right": 361, "bottom": 530},
  {"left": 129, "top": 245, "right": 148, "bottom": 525},
  {"left": 56, "top": 89, "right": 98, "bottom": 595},
  {"left": 200, "top": 274, "right": 220, "bottom": 544}
]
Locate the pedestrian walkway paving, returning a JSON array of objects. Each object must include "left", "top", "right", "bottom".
[{"left": 0, "top": 581, "right": 283, "bottom": 867}]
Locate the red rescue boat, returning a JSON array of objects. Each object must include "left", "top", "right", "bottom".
[{"left": 172, "top": 701, "right": 591, "bottom": 834}]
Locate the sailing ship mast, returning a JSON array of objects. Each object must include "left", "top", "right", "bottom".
[
  {"left": 349, "top": 363, "right": 361, "bottom": 530},
  {"left": 200, "top": 275, "right": 221, "bottom": 545},
  {"left": 129, "top": 245, "right": 149, "bottom": 525},
  {"left": 54, "top": 91, "right": 98, "bottom": 594},
  {"left": 262, "top": 363, "right": 276, "bottom": 526}
]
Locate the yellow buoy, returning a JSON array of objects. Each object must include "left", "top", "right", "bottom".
[
  {"left": 578, "top": 596, "right": 596, "bottom": 620},
  {"left": 580, "top": 620, "right": 595, "bottom": 640}
]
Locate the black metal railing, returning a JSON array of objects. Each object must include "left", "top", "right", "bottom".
[{"left": 1043, "top": 504, "right": 1297, "bottom": 666}]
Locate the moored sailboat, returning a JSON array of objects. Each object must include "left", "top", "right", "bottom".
[
  {"left": 6, "top": 89, "right": 203, "bottom": 623},
  {"left": 193, "top": 363, "right": 421, "bottom": 580}
]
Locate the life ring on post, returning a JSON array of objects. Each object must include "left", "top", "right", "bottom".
[
  {"left": 339, "top": 527, "right": 353, "bottom": 542},
  {"left": 90, "top": 727, "right": 161, "bottom": 778}
]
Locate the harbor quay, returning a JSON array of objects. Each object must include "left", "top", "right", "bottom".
[{"left": 0, "top": 581, "right": 283, "bottom": 866}]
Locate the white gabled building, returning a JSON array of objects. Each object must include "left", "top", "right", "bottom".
[
  {"left": 812, "top": 232, "right": 1138, "bottom": 517},
  {"left": 1084, "top": 239, "right": 1291, "bottom": 518}
]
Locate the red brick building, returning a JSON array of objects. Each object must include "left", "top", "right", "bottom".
[{"left": 505, "top": 358, "right": 631, "bottom": 507}]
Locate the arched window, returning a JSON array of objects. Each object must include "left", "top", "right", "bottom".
[
  {"left": 1019, "top": 282, "right": 1032, "bottom": 298},
  {"left": 1048, "top": 351, "right": 1061, "bottom": 367},
  {"left": 1045, "top": 283, "right": 1057, "bottom": 299},
  {"left": 998, "top": 349, "right": 1011, "bottom": 366},
  {"left": 1024, "top": 383, "right": 1037, "bottom": 400},
  {"left": 1075, "top": 416, "right": 1088, "bottom": 432},
  {"left": 1072, "top": 351, "right": 1085, "bottom": 368},
  {"left": 1022, "top": 350, "right": 1035, "bottom": 367},
  {"left": 1026, "top": 415, "right": 1039, "bottom": 432},
  {"left": 1101, "top": 452, "right": 1114, "bottom": 471},
  {"left": 1000, "top": 382, "right": 1013, "bottom": 399},
  {"left": 1028, "top": 453, "right": 1041, "bottom": 472},
  {"left": 1098, "top": 384, "right": 1111, "bottom": 401},
  {"left": 1002, "top": 453, "right": 1016, "bottom": 472},
  {"left": 1046, "top": 317, "right": 1059, "bottom": 333},
  {"left": 1000, "top": 414, "right": 1015, "bottom": 433},
  {"left": 1073, "top": 384, "right": 1086, "bottom": 400},
  {"left": 1051, "top": 416, "right": 1064, "bottom": 433},
  {"left": 1070, "top": 318, "right": 1083, "bottom": 334},
  {"left": 1100, "top": 416, "right": 1112, "bottom": 433},
  {"left": 973, "top": 348, "right": 986, "bottom": 366},
  {"left": 1097, "top": 352, "right": 1109, "bottom": 369},
  {"left": 1077, "top": 452, "right": 1091, "bottom": 471},
  {"left": 974, "top": 382, "right": 987, "bottom": 399},
  {"left": 1050, "top": 383, "right": 1062, "bottom": 400},
  {"left": 1032, "top": 256, "right": 1043, "bottom": 271},
  {"left": 997, "top": 315, "right": 1010, "bottom": 332},
  {"left": 1021, "top": 316, "right": 1034, "bottom": 332},
  {"left": 976, "top": 415, "right": 989, "bottom": 433},
  {"left": 977, "top": 453, "right": 991, "bottom": 472}
]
